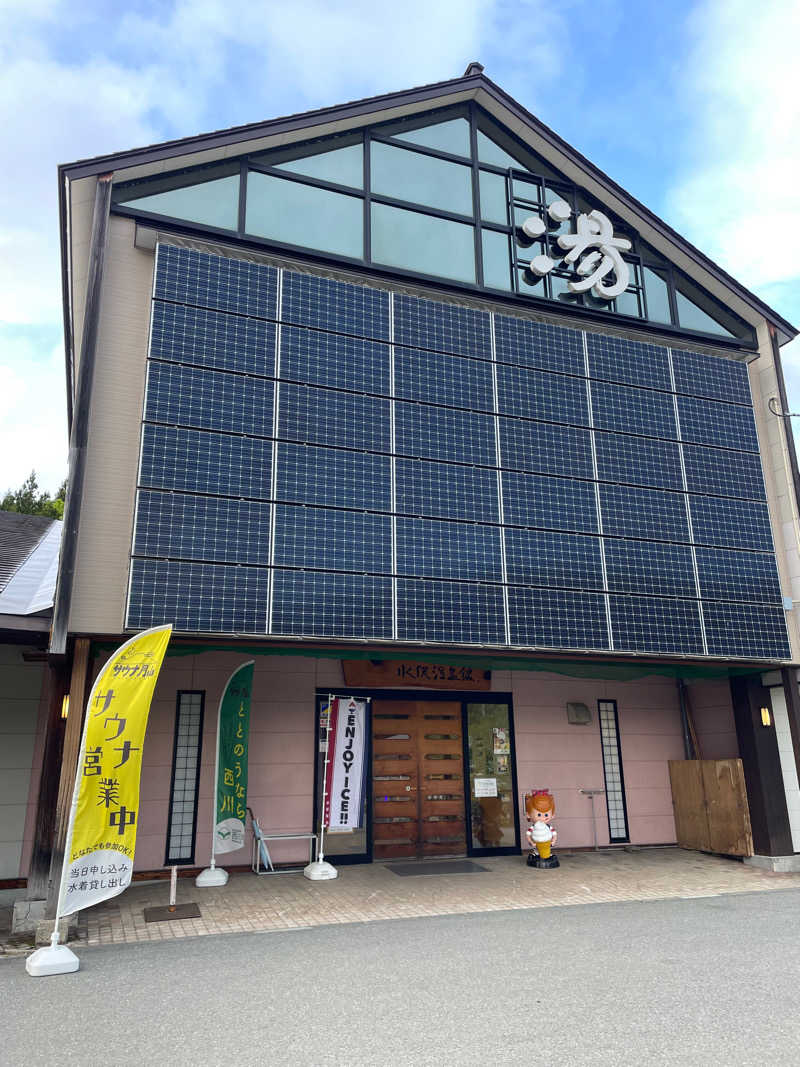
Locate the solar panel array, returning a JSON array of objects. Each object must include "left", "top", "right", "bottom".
[{"left": 128, "top": 243, "right": 790, "bottom": 659}]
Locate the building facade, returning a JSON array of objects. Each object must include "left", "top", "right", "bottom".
[{"left": 12, "top": 66, "right": 800, "bottom": 902}]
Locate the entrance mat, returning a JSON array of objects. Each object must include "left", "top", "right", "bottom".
[
  {"left": 385, "top": 860, "right": 489, "bottom": 877},
  {"left": 143, "top": 903, "right": 201, "bottom": 922}
]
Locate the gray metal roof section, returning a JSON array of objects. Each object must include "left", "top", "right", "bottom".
[{"left": 0, "top": 512, "right": 62, "bottom": 616}]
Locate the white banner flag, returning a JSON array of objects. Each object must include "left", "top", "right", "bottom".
[{"left": 325, "top": 697, "right": 367, "bottom": 831}]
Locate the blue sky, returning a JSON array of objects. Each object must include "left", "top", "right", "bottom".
[{"left": 1, "top": 0, "right": 798, "bottom": 494}]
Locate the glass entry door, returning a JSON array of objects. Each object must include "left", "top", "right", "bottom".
[
  {"left": 465, "top": 702, "right": 519, "bottom": 853},
  {"left": 371, "top": 699, "right": 466, "bottom": 859}
]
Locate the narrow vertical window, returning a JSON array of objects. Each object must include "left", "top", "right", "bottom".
[
  {"left": 597, "top": 699, "right": 629, "bottom": 843},
  {"left": 165, "top": 691, "right": 205, "bottom": 864}
]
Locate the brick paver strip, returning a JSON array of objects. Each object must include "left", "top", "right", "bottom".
[{"left": 62, "top": 848, "right": 800, "bottom": 950}]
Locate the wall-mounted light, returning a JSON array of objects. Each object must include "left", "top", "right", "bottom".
[
  {"left": 61, "top": 695, "right": 69, "bottom": 720},
  {"left": 760, "top": 706, "right": 772, "bottom": 727}
]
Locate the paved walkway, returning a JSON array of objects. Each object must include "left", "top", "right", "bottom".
[{"left": 63, "top": 846, "right": 800, "bottom": 949}]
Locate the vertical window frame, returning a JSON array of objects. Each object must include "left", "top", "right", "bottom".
[
  {"left": 597, "top": 698, "right": 630, "bottom": 843},
  {"left": 165, "top": 690, "right": 205, "bottom": 866}
]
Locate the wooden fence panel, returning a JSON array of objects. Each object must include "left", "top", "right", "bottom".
[{"left": 668, "top": 759, "right": 753, "bottom": 857}]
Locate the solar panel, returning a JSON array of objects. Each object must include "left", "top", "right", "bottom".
[
  {"left": 154, "top": 244, "right": 277, "bottom": 318},
  {"left": 281, "top": 269, "right": 389, "bottom": 339},
  {"left": 586, "top": 332, "right": 671, "bottom": 391},
  {"left": 273, "top": 505, "right": 392, "bottom": 573},
  {"left": 395, "top": 347, "right": 493, "bottom": 410},
  {"left": 604, "top": 539, "right": 696, "bottom": 597},
  {"left": 499, "top": 418, "right": 593, "bottom": 478},
  {"left": 689, "top": 496, "right": 773, "bottom": 551},
  {"left": 502, "top": 471, "right": 598, "bottom": 533},
  {"left": 130, "top": 245, "right": 789, "bottom": 659},
  {"left": 599, "top": 485, "right": 690, "bottom": 542},
  {"left": 496, "top": 363, "right": 589, "bottom": 424},
  {"left": 396, "top": 579, "right": 505, "bottom": 644},
  {"left": 276, "top": 443, "right": 391, "bottom": 511},
  {"left": 140, "top": 424, "right": 273, "bottom": 499},
  {"left": 609, "top": 595, "right": 704, "bottom": 655},
  {"left": 671, "top": 348, "right": 752, "bottom": 406},
  {"left": 695, "top": 547, "right": 783, "bottom": 605},
  {"left": 271, "top": 570, "right": 393, "bottom": 638},
  {"left": 146, "top": 361, "right": 274, "bottom": 436},
  {"left": 591, "top": 380, "right": 677, "bottom": 440},
  {"left": 677, "top": 395, "right": 760, "bottom": 452},
  {"left": 280, "top": 325, "right": 390, "bottom": 394},
  {"left": 683, "top": 444, "right": 767, "bottom": 500},
  {"left": 394, "top": 401, "right": 496, "bottom": 464},
  {"left": 396, "top": 517, "right": 503, "bottom": 581},
  {"left": 507, "top": 587, "right": 609, "bottom": 649},
  {"left": 128, "top": 558, "right": 268, "bottom": 632},
  {"left": 702, "top": 602, "right": 790, "bottom": 658},
  {"left": 395, "top": 458, "right": 499, "bottom": 522},
  {"left": 150, "top": 301, "right": 276, "bottom": 376},
  {"left": 494, "top": 314, "right": 584, "bottom": 375},
  {"left": 504, "top": 529, "right": 603, "bottom": 589},
  {"left": 595, "top": 432, "right": 683, "bottom": 491},
  {"left": 279, "top": 383, "right": 391, "bottom": 451},
  {"left": 394, "top": 293, "right": 491, "bottom": 358},
  {"left": 134, "top": 490, "right": 270, "bottom": 564}
]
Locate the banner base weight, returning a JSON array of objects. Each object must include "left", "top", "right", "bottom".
[
  {"left": 26, "top": 935, "right": 80, "bottom": 977},
  {"left": 303, "top": 860, "right": 338, "bottom": 881},
  {"left": 196, "top": 866, "right": 228, "bottom": 887}
]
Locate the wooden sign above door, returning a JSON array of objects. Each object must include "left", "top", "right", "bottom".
[{"left": 342, "top": 659, "right": 491, "bottom": 691}]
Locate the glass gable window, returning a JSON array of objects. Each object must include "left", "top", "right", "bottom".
[
  {"left": 273, "top": 143, "right": 363, "bottom": 188},
  {"left": 372, "top": 202, "right": 476, "bottom": 283},
  {"left": 111, "top": 106, "right": 755, "bottom": 344},
  {"left": 371, "top": 141, "right": 473, "bottom": 216},
  {"left": 114, "top": 173, "right": 240, "bottom": 231},
  {"left": 390, "top": 117, "right": 471, "bottom": 157},
  {"left": 246, "top": 171, "right": 363, "bottom": 259}
]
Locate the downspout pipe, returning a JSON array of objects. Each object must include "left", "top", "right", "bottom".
[
  {"left": 677, "top": 678, "right": 696, "bottom": 760},
  {"left": 49, "top": 172, "right": 114, "bottom": 656}
]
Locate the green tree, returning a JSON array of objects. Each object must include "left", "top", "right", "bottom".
[{"left": 1, "top": 471, "right": 66, "bottom": 519}]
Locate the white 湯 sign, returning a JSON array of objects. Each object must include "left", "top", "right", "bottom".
[{"left": 521, "top": 202, "right": 632, "bottom": 299}]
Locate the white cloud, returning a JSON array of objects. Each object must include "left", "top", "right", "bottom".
[
  {"left": 0, "top": 337, "right": 67, "bottom": 495},
  {"left": 667, "top": 0, "right": 800, "bottom": 303}
]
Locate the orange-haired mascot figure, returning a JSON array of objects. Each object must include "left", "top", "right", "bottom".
[{"left": 525, "top": 791, "right": 559, "bottom": 869}]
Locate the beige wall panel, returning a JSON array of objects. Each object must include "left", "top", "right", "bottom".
[
  {"left": 69, "top": 215, "right": 153, "bottom": 635},
  {"left": 749, "top": 321, "right": 800, "bottom": 659},
  {"left": 69, "top": 177, "right": 97, "bottom": 379},
  {"left": 0, "top": 647, "right": 43, "bottom": 878}
]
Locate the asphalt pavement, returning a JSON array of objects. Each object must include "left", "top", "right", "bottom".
[{"left": 3, "top": 888, "right": 800, "bottom": 1066}]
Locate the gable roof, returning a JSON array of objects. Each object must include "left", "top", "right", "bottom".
[
  {"left": 58, "top": 65, "right": 796, "bottom": 405},
  {"left": 0, "top": 511, "right": 62, "bottom": 617}
]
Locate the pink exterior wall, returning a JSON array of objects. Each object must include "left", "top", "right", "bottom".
[
  {"left": 75, "top": 649, "right": 741, "bottom": 874},
  {"left": 509, "top": 670, "right": 690, "bottom": 848},
  {"left": 686, "top": 679, "right": 739, "bottom": 760}
]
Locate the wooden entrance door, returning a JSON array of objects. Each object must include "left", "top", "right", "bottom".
[{"left": 372, "top": 700, "right": 466, "bottom": 860}]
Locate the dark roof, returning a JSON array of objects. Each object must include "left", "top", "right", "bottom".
[{"left": 0, "top": 512, "right": 56, "bottom": 593}]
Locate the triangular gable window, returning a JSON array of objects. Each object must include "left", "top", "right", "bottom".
[
  {"left": 271, "top": 143, "right": 363, "bottom": 189},
  {"left": 114, "top": 171, "right": 239, "bottom": 232},
  {"left": 112, "top": 105, "right": 754, "bottom": 344},
  {"left": 391, "top": 117, "right": 471, "bottom": 158},
  {"left": 476, "top": 129, "right": 529, "bottom": 170}
]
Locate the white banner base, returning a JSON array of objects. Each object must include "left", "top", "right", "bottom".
[
  {"left": 26, "top": 933, "right": 80, "bottom": 977},
  {"left": 303, "top": 859, "right": 338, "bottom": 881},
  {"left": 195, "top": 865, "right": 228, "bottom": 887}
]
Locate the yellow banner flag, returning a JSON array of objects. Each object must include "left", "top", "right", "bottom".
[{"left": 58, "top": 625, "right": 172, "bottom": 917}]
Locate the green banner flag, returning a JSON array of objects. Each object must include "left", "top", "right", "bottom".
[{"left": 213, "top": 661, "right": 254, "bottom": 856}]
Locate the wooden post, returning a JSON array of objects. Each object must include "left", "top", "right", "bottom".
[
  {"left": 24, "top": 661, "right": 68, "bottom": 901},
  {"left": 730, "top": 675, "right": 793, "bottom": 856},
  {"left": 45, "top": 638, "right": 91, "bottom": 917}
]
